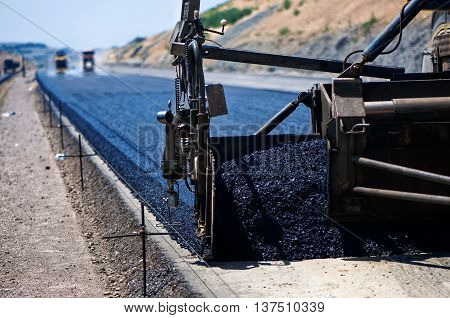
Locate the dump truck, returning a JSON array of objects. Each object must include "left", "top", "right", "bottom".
[
  {"left": 3, "top": 59, "right": 20, "bottom": 74},
  {"left": 54, "top": 50, "right": 68, "bottom": 74},
  {"left": 158, "top": 0, "right": 450, "bottom": 258},
  {"left": 82, "top": 49, "right": 95, "bottom": 72}
]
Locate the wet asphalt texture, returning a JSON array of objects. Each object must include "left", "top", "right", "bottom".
[
  {"left": 214, "top": 140, "right": 450, "bottom": 261},
  {"left": 37, "top": 71, "right": 450, "bottom": 261},
  {"left": 214, "top": 140, "right": 339, "bottom": 260}
]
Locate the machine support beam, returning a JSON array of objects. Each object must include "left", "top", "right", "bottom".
[
  {"left": 364, "top": 97, "right": 450, "bottom": 121},
  {"left": 255, "top": 92, "right": 312, "bottom": 136},
  {"left": 353, "top": 187, "right": 450, "bottom": 206},
  {"left": 353, "top": 157, "right": 450, "bottom": 186},
  {"left": 339, "top": 0, "right": 427, "bottom": 78},
  {"left": 362, "top": 0, "right": 428, "bottom": 62},
  {"left": 202, "top": 46, "right": 404, "bottom": 79},
  {"left": 170, "top": 43, "right": 404, "bottom": 78}
]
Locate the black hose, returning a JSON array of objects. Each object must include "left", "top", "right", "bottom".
[
  {"left": 342, "top": 2, "right": 408, "bottom": 71},
  {"left": 380, "top": 3, "right": 407, "bottom": 55},
  {"left": 343, "top": 50, "right": 364, "bottom": 71}
]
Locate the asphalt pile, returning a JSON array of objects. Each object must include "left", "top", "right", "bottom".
[
  {"left": 214, "top": 140, "right": 450, "bottom": 261},
  {"left": 214, "top": 140, "right": 344, "bottom": 260}
]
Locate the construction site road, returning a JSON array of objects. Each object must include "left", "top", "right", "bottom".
[
  {"left": 0, "top": 76, "right": 104, "bottom": 297},
  {"left": 33, "top": 68, "right": 450, "bottom": 297},
  {"left": 103, "top": 64, "right": 329, "bottom": 93}
]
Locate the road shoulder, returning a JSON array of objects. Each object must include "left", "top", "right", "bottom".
[{"left": 0, "top": 76, "right": 104, "bottom": 297}]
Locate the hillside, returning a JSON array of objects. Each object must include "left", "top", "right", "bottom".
[
  {"left": 107, "top": 0, "right": 432, "bottom": 73},
  {"left": 0, "top": 43, "right": 51, "bottom": 68}
]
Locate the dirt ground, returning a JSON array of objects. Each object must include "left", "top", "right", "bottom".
[
  {"left": 0, "top": 75, "right": 194, "bottom": 298},
  {"left": 0, "top": 75, "right": 103, "bottom": 297}
]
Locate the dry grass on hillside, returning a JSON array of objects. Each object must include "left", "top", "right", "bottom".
[
  {"left": 107, "top": 0, "right": 428, "bottom": 67},
  {"left": 225, "top": 0, "right": 403, "bottom": 50}
]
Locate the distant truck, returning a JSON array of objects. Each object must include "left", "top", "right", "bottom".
[
  {"left": 82, "top": 50, "right": 95, "bottom": 72},
  {"left": 54, "top": 50, "right": 68, "bottom": 73},
  {"left": 3, "top": 59, "right": 20, "bottom": 74}
]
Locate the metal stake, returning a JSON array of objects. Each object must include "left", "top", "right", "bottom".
[
  {"left": 102, "top": 202, "right": 173, "bottom": 298},
  {"left": 22, "top": 56, "right": 26, "bottom": 78},
  {"left": 49, "top": 100, "right": 53, "bottom": 127},
  {"left": 59, "top": 101, "right": 64, "bottom": 150},
  {"left": 79, "top": 134, "right": 84, "bottom": 191},
  {"left": 55, "top": 138, "right": 96, "bottom": 191},
  {"left": 141, "top": 203, "right": 147, "bottom": 298}
]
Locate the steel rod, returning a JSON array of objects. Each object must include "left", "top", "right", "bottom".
[
  {"left": 362, "top": 0, "right": 428, "bottom": 62},
  {"left": 145, "top": 233, "right": 172, "bottom": 236},
  {"left": 353, "top": 157, "right": 450, "bottom": 186},
  {"left": 255, "top": 92, "right": 312, "bottom": 136},
  {"left": 141, "top": 202, "right": 147, "bottom": 298},
  {"left": 78, "top": 135, "right": 84, "bottom": 191},
  {"left": 171, "top": 43, "right": 404, "bottom": 78},
  {"left": 201, "top": 45, "right": 404, "bottom": 79},
  {"left": 102, "top": 234, "right": 140, "bottom": 239},
  {"left": 103, "top": 232, "right": 171, "bottom": 240},
  {"left": 49, "top": 101, "right": 53, "bottom": 127},
  {"left": 255, "top": 100, "right": 301, "bottom": 136},
  {"left": 353, "top": 187, "right": 450, "bottom": 206},
  {"left": 365, "top": 97, "right": 450, "bottom": 121},
  {"left": 62, "top": 154, "right": 96, "bottom": 158},
  {"left": 59, "top": 101, "right": 64, "bottom": 150}
]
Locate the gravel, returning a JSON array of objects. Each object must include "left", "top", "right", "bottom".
[{"left": 1, "top": 76, "right": 103, "bottom": 297}]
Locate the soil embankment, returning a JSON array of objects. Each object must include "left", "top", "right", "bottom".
[{"left": 0, "top": 76, "right": 103, "bottom": 297}]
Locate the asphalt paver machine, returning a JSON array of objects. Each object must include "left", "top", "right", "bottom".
[{"left": 158, "top": 0, "right": 450, "bottom": 258}]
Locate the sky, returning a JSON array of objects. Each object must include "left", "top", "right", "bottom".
[{"left": 0, "top": 0, "right": 224, "bottom": 49}]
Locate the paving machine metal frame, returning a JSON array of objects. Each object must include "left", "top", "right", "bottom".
[{"left": 158, "top": 0, "right": 450, "bottom": 257}]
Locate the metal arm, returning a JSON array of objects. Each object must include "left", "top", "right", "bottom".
[
  {"left": 255, "top": 92, "right": 313, "bottom": 136},
  {"left": 171, "top": 43, "right": 405, "bottom": 79},
  {"left": 364, "top": 0, "right": 428, "bottom": 62},
  {"left": 339, "top": 0, "right": 428, "bottom": 78}
]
